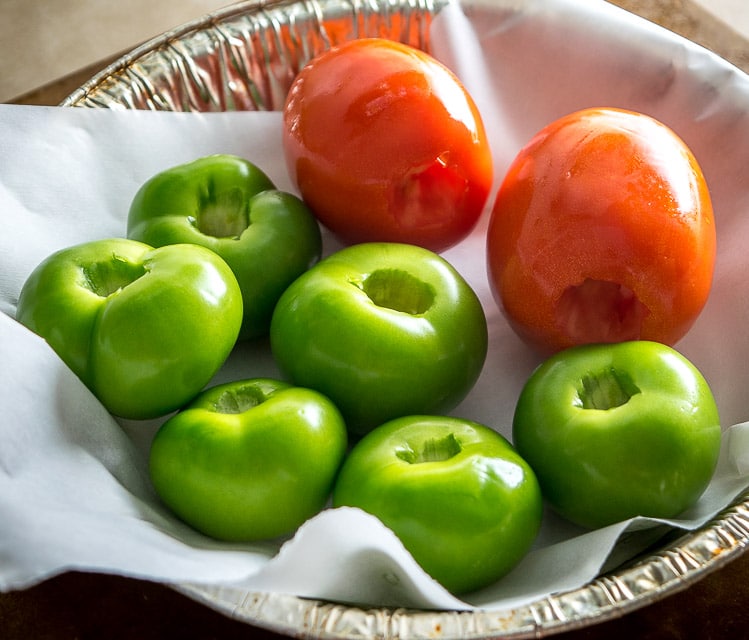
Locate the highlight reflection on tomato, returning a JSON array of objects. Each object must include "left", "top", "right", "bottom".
[
  {"left": 486, "top": 107, "right": 716, "bottom": 354},
  {"left": 283, "top": 38, "right": 493, "bottom": 253}
]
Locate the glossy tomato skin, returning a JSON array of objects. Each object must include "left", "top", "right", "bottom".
[
  {"left": 486, "top": 107, "right": 716, "bottom": 354},
  {"left": 283, "top": 38, "right": 493, "bottom": 253}
]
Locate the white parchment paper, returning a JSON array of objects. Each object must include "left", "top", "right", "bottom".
[{"left": 2, "top": 0, "right": 749, "bottom": 612}]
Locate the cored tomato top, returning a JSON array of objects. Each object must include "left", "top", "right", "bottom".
[{"left": 283, "top": 38, "right": 493, "bottom": 253}]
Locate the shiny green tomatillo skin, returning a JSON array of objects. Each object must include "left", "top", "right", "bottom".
[
  {"left": 149, "top": 378, "right": 348, "bottom": 541},
  {"left": 332, "top": 415, "right": 543, "bottom": 594},
  {"left": 269, "top": 242, "right": 488, "bottom": 436},
  {"left": 512, "top": 341, "right": 721, "bottom": 529},
  {"left": 127, "top": 154, "right": 322, "bottom": 340},
  {"left": 15, "top": 238, "right": 242, "bottom": 420}
]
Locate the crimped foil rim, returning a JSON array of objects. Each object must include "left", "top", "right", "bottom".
[
  {"left": 62, "top": 0, "right": 441, "bottom": 111},
  {"left": 172, "top": 493, "right": 749, "bottom": 638},
  {"left": 61, "top": 0, "right": 276, "bottom": 109},
  {"left": 62, "top": 0, "right": 749, "bottom": 636}
]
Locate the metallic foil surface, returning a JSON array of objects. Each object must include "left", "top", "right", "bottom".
[{"left": 62, "top": 0, "right": 749, "bottom": 636}]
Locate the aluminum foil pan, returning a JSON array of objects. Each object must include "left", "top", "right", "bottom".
[
  {"left": 62, "top": 0, "right": 749, "bottom": 636},
  {"left": 63, "top": 0, "right": 440, "bottom": 111}
]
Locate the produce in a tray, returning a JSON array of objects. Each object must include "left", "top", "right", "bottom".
[
  {"left": 512, "top": 340, "right": 721, "bottom": 528},
  {"left": 15, "top": 238, "right": 242, "bottom": 419},
  {"left": 487, "top": 107, "right": 716, "bottom": 354},
  {"left": 333, "top": 415, "right": 543, "bottom": 594},
  {"left": 270, "top": 242, "right": 488, "bottom": 436},
  {"left": 283, "top": 37, "right": 493, "bottom": 253},
  {"left": 149, "top": 378, "right": 348, "bottom": 541},
  {"left": 127, "top": 154, "right": 322, "bottom": 340}
]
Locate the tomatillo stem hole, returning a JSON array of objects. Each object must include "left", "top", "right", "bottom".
[
  {"left": 212, "top": 385, "right": 267, "bottom": 414},
  {"left": 196, "top": 185, "right": 248, "bottom": 239},
  {"left": 396, "top": 433, "right": 462, "bottom": 464},
  {"left": 577, "top": 368, "right": 641, "bottom": 410},
  {"left": 82, "top": 257, "right": 146, "bottom": 297},
  {"left": 556, "top": 278, "right": 649, "bottom": 343},
  {"left": 361, "top": 269, "right": 435, "bottom": 315}
]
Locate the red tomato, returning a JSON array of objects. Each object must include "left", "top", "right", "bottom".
[
  {"left": 282, "top": 38, "right": 493, "bottom": 253},
  {"left": 486, "top": 107, "right": 716, "bottom": 354}
]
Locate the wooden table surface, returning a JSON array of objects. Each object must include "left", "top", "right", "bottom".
[{"left": 3, "top": 1, "right": 749, "bottom": 638}]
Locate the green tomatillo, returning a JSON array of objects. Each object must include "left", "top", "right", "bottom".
[
  {"left": 149, "top": 378, "right": 348, "bottom": 541},
  {"left": 332, "top": 415, "right": 543, "bottom": 594},
  {"left": 127, "top": 154, "right": 322, "bottom": 339},
  {"left": 15, "top": 238, "right": 242, "bottom": 420},
  {"left": 269, "top": 242, "right": 488, "bottom": 436},
  {"left": 512, "top": 340, "right": 722, "bottom": 529}
]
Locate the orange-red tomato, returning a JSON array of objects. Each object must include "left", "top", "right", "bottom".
[
  {"left": 486, "top": 107, "right": 716, "bottom": 354},
  {"left": 282, "top": 38, "right": 493, "bottom": 253}
]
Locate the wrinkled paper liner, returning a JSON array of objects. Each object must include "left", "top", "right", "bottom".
[{"left": 2, "top": 0, "right": 749, "bottom": 612}]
